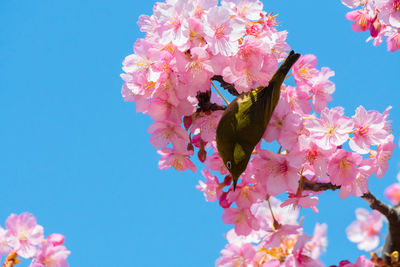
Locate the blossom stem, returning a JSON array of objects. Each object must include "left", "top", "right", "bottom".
[
  {"left": 266, "top": 196, "right": 280, "bottom": 230},
  {"left": 211, "top": 82, "right": 230, "bottom": 105}
]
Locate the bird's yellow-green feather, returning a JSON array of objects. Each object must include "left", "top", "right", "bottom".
[{"left": 216, "top": 50, "right": 301, "bottom": 190}]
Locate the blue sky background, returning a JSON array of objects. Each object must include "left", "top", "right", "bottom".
[{"left": 1, "top": 0, "right": 400, "bottom": 266}]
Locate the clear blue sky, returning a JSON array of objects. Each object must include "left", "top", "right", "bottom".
[{"left": 1, "top": 0, "right": 399, "bottom": 266}]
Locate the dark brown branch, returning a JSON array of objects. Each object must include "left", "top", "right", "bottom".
[
  {"left": 211, "top": 75, "right": 239, "bottom": 96},
  {"left": 301, "top": 180, "right": 341, "bottom": 192},
  {"left": 196, "top": 91, "right": 226, "bottom": 112},
  {"left": 362, "top": 191, "right": 393, "bottom": 220},
  {"left": 301, "top": 180, "right": 400, "bottom": 263},
  {"left": 361, "top": 191, "right": 400, "bottom": 263}
]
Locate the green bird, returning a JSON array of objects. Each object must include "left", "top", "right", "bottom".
[{"left": 216, "top": 50, "right": 301, "bottom": 190}]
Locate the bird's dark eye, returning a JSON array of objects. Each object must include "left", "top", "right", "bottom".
[{"left": 226, "top": 161, "right": 232, "bottom": 170}]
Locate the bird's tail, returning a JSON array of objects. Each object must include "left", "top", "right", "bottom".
[{"left": 270, "top": 50, "right": 301, "bottom": 108}]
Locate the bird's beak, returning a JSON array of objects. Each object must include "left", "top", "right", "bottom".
[{"left": 233, "top": 177, "right": 238, "bottom": 191}]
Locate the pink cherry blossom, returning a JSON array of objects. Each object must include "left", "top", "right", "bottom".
[
  {"left": 375, "top": 0, "right": 400, "bottom": 28},
  {"left": 384, "top": 182, "right": 400, "bottom": 204},
  {"left": 191, "top": 110, "right": 224, "bottom": 142},
  {"left": 47, "top": 234, "right": 65, "bottom": 247},
  {"left": 338, "top": 160, "right": 371, "bottom": 199},
  {"left": 205, "top": 150, "right": 229, "bottom": 175},
  {"left": 328, "top": 149, "right": 362, "bottom": 187},
  {"left": 222, "top": 36, "right": 278, "bottom": 93},
  {"left": 227, "top": 184, "right": 264, "bottom": 208},
  {"left": 281, "top": 85, "right": 312, "bottom": 114},
  {"left": 158, "top": 148, "right": 196, "bottom": 172},
  {"left": 222, "top": 207, "right": 260, "bottom": 236},
  {"left": 30, "top": 241, "right": 70, "bottom": 267},
  {"left": 251, "top": 198, "right": 299, "bottom": 231},
  {"left": 221, "top": 0, "right": 264, "bottom": 21},
  {"left": 0, "top": 227, "right": 15, "bottom": 255},
  {"left": 346, "top": 208, "right": 383, "bottom": 251},
  {"left": 261, "top": 224, "right": 301, "bottom": 249},
  {"left": 216, "top": 243, "right": 256, "bottom": 267},
  {"left": 292, "top": 54, "right": 319, "bottom": 87},
  {"left": 341, "top": 0, "right": 400, "bottom": 51},
  {"left": 252, "top": 149, "right": 301, "bottom": 196},
  {"left": 147, "top": 98, "right": 196, "bottom": 123},
  {"left": 370, "top": 135, "right": 395, "bottom": 178},
  {"left": 6, "top": 212, "right": 44, "bottom": 259},
  {"left": 386, "top": 29, "right": 400, "bottom": 51},
  {"left": 341, "top": 0, "right": 365, "bottom": 8},
  {"left": 196, "top": 169, "right": 221, "bottom": 201},
  {"left": 349, "top": 106, "right": 389, "bottom": 154},
  {"left": 284, "top": 233, "right": 324, "bottom": 267},
  {"left": 309, "top": 67, "right": 335, "bottom": 113},
  {"left": 291, "top": 135, "right": 334, "bottom": 178},
  {"left": 263, "top": 100, "right": 302, "bottom": 150},
  {"left": 203, "top": 6, "right": 246, "bottom": 56},
  {"left": 174, "top": 47, "right": 223, "bottom": 94},
  {"left": 281, "top": 193, "right": 319, "bottom": 213},
  {"left": 187, "top": 0, "right": 218, "bottom": 18},
  {"left": 147, "top": 121, "right": 189, "bottom": 151},
  {"left": 305, "top": 107, "right": 353, "bottom": 150},
  {"left": 307, "top": 223, "right": 328, "bottom": 259},
  {"left": 346, "top": 9, "right": 372, "bottom": 32},
  {"left": 153, "top": 0, "right": 191, "bottom": 48}
]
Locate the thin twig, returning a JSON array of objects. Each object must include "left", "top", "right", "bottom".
[
  {"left": 211, "top": 75, "right": 239, "bottom": 96},
  {"left": 211, "top": 81, "right": 230, "bottom": 105}
]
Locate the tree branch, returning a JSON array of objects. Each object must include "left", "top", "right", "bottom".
[
  {"left": 362, "top": 191, "right": 393, "bottom": 220},
  {"left": 211, "top": 75, "right": 239, "bottom": 96},
  {"left": 361, "top": 191, "right": 400, "bottom": 263},
  {"left": 301, "top": 180, "right": 341, "bottom": 192},
  {"left": 196, "top": 91, "right": 226, "bottom": 112}
]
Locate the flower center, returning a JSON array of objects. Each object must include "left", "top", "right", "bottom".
[
  {"left": 299, "top": 64, "right": 312, "bottom": 78},
  {"left": 170, "top": 159, "right": 184, "bottom": 171},
  {"left": 327, "top": 123, "right": 335, "bottom": 136},
  {"left": 215, "top": 26, "right": 225, "bottom": 38},
  {"left": 357, "top": 125, "right": 369, "bottom": 136},
  {"left": 357, "top": 12, "right": 369, "bottom": 28},
  {"left": 340, "top": 158, "right": 351, "bottom": 170},
  {"left": 18, "top": 232, "right": 28, "bottom": 241}
]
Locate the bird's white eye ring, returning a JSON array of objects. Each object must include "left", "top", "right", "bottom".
[{"left": 226, "top": 161, "right": 232, "bottom": 170}]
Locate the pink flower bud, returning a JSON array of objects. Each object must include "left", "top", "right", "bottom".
[
  {"left": 192, "top": 134, "right": 201, "bottom": 148},
  {"left": 219, "top": 191, "right": 232, "bottom": 208},
  {"left": 198, "top": 148, "right": 207, "bottom": 163},
  {"left": 47, "top": 233, "right": 65, "bottom": 246},
  {"left": 183, "top": 116, "right": 192, "bottom": 130},
  {"left": 369, "top": 18, "right": 381, "bottom": 38},
  {"left": 223, "top": 175, "right": 232, "bottom": 186}
]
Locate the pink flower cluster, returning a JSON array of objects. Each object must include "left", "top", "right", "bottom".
[
  {"left": 341, "top": 0, "right": 400, "bottom": 51},
  {"left": 121, "top": 0, "right": 290, "bottom": 173},
  {"left": 0, "top": 212, "right": 70, "bottom": 267},
  {"left": 122, "top": 0, "right": 395, "bottom": 264},
  {"left": 197, "top": 54, "right": 393, "bottom": 238},
  {"left": 216, "top": 197, "right": 328, "bottom": 266}
]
